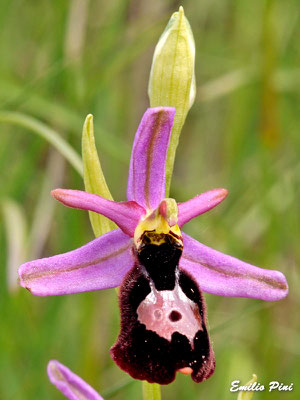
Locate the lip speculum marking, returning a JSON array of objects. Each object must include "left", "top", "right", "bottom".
[
  {"left": 137, "top": 281, "right": 202, "bottom": 346},
  {"left": 110, "top": 230, "right": 215, "bottom": 384}
]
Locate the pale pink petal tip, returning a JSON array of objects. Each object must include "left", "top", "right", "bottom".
[{"left": 47, "top": 360, "right": 104, "bottom": 400}]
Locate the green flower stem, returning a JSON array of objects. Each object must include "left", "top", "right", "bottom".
[
  {"left": 142, "top": 381, "right": 161, "bottom": 400},
  {"left": 0, "top": 111, "right": 83, "bottom": 176},
  {"left": 164, "top": 114, "right": 185, "bottom": 196}
]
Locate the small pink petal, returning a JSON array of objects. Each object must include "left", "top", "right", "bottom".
[
  {"left": 178, "top": 188, "right": 228, "bottom": 227},
  {"left": 52, "top": 189, "right": 145, "bottom": 237}
]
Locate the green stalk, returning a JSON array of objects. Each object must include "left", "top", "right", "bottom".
[{"left": 142, "top": 381, "right": 161, "bottom": 400}]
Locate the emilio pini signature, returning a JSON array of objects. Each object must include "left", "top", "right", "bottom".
[{"left": 230, "top": 380, "right": 294, "bottom": 393}]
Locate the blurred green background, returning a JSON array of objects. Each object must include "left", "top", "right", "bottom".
[{"left": 0, "top": 0, "right": 299, "bottom": 399}]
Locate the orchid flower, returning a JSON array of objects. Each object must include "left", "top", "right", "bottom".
[
  {"left": 19, "top": 107, "right": 288, "bottom": 384},
  {"left": 47, "top": 360, "right": 104, "bottom": 400}
]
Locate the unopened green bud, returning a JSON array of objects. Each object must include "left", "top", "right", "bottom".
[
  {"left": 237, "top": 374, "right": 258, "bottom": 400},
  {"left": 82, "top": 114, "right": 116, "bottom": 237},
  {"left": 148, "top": 6, "right": 196, "bottom": 194}
]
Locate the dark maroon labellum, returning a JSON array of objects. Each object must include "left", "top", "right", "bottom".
[{"left": 110, "top": 234, "right": 215, "bottom": 384}]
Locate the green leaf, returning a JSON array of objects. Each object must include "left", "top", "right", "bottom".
[
  {"left": 101, "top": 378, "right": 134, "bottom": 398},
  {"left": 0, "top": 111, "right": 83, "bottom": 176},
  {"left": 82, "top": 114, "right": 117, "bottom": 237},
  {"left": 2, "top": 198, "right": 27, "bottom": 292}
]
